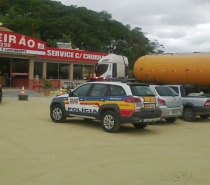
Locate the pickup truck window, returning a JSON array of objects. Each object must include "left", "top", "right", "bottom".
[{"left": 185, "top": 86, "right": 200, "bottom": 95}]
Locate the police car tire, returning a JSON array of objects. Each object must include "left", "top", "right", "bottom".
[
  {"left": 50, "top": 105, "right": 66, "bottom": 123},
  {"left": 101, "top": 111, "right": 120, "bottom": 133},
  {"left": 133, "top": 123, "right": 149, "bottom": 129}
]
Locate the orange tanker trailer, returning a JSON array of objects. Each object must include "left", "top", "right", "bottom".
[{"left": 133, "top": 53, "right": 210, "bottom": 87}]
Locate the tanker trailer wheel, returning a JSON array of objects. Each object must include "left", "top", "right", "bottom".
[
  {"left": 182, "top": 108, "right": 196, "bottom": 122},
  {"left": 199, "top": 115, "right": 210, "bottom": 119}
]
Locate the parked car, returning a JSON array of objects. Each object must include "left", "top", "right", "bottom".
[
  {"left": 149, "top": 85, "right": 183, "bottom": 122},
  {"left": 50, "top": 79, "right": 162, "bottom": 133}
]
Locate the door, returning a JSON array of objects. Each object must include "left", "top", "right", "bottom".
[
  {"left": 67, "top": 83, "right": 92, "bottom": 117},
  {"left": 84, "top": 84, "right": 108, "bottom": 118}
]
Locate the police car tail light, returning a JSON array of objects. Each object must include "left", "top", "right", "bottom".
[
  {"left": 158, "top": 98, "right": 166, "bottom": 106},
  {"left": 124, "top": 97, "right": 141, "bottom": 103},
  {"left": 204, "top": 100, "right": 210, "bottom": 107}
]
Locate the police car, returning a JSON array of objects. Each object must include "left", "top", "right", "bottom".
[{"left": 50, "top": 79, "right": 162, "bottom": 133}]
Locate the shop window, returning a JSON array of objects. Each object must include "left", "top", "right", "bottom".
[
  {"left": 11, "top": 58, "right": 29, "bottom": 79},
  {"left": 59, "top": 63, "right": 69, "bottom": 79},
  {"left": 73, "top": 65, "right": 83, "bottom": 80},
  {"left": 73, "top": 64, "right": 94, "bottom": 80},
  {"left": 34, "top": 62, "right": 43, "bottom": 79},
  {"left": 83, "top": 65, "right": 94, "bottom": 79},
  {"left": 47, "top": 62, "right": 69, "bottom": 79}
]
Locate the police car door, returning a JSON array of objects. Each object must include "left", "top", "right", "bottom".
[
  {"left": 84, "top": 84, "right": 108, "bottom": 118},
  {"left": 67, "top": 83, "right": 92, "bottom": 117}
]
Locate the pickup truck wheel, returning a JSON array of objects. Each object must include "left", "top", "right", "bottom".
[
  {"left": 101, "top": 111, "right": 120, "bottom": 133},
  {"left": 183, "top": 108, "right": 196, "bottom": 122},
  {"left": 165, "top": 117, "right": 177, "bottom": 123},
  {"left": 50, "top": 105, "right": 66, "bottom": 123},
  {"left": 133, "top": 123, "right": 149, "bottom": 129},
  {"left": 199, "top": 115, "right": 210, "bottom": 119}
]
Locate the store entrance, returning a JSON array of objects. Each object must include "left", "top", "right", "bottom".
[{"left": 0, "top": 57, "right": 29, "bottom": 87}]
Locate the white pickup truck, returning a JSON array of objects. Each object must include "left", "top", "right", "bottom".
[{"left": 166, "top": 85, "right": 210, "bottom": 122}]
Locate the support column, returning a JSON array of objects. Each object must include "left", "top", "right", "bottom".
[
  {"left": 70, "top": 63, "right": 73, "bottom": 80},
  {"left": 43, "top": 60, "right": 47, "bottom": 78},
  {"left": 29, "top": 57, "right": 34, "bottom": 80}
]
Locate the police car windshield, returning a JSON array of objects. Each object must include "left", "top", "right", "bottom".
[
  {"left": 130, "top": 85, "right": 155, "bottom": 96},
  {"left": 95, "top": 64, "right": 108, "bottom": 76}
]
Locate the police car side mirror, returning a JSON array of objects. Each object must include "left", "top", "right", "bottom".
[{"left": 68, "top": 91, "right": 73, "bottom": 97}]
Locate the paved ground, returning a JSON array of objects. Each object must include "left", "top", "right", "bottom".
[
  {"left": 2, "top": 88, "right": 44, "bottom": 98},
  {"left": 1, "top": 96, "right": 210, "bottom": 185}
]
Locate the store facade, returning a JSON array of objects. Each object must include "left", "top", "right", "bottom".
[{"left": 0, "top": 30, "right": 108, "bottom": 89}]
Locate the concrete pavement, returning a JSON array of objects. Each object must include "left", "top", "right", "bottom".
[{"left": 2, "top": 88, "right": 44, "bottom": 97}]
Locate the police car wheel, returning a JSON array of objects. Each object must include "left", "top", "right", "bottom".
[
  {"left": 50, "top": 105, "right": 66, "bottom": 123},
  {"left": 133, "top": 123, "right": 149, "bottom": 129},
  {"left": 101, "top": 111, "right": 120, "bottom": 133}
]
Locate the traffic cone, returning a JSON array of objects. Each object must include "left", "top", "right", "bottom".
[
  {"left": 59, "top": 88, "right": 63, "bottom": 95},
  {"left": 18, "top": 86, "right": 28, "bottom": 100},
  {"left": 21, "top": 86, "right": 25, "bottom": 95}
]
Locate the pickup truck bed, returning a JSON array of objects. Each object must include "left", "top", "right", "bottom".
[{"left": 167, "top": 85, "right": 210, "bottom": 121}]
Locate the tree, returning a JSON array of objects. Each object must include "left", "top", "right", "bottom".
[{"left": 0, "top": 0, "right": 164, "bottom": 58}]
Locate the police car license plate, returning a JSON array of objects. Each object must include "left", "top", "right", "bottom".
[
  {"left": 144, "top": 104, "right": 155, "bottom": 109},
  {"left": 172, "top": 109, "right": 179, "bottom": 114}
]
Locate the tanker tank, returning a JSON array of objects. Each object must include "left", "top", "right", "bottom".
[{"left": 133, "top": 53, "right": 210, "bottom": 87}]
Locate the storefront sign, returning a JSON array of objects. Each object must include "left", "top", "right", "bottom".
[
  {"left": 11, "top": 72, "right": 29, "bottom": 76},
  {"left": 38, "top": 48, "right": 107, "bottom": 62},
  {"left": 0, "top": 31, "right": 46, "bottom": 55},
  {"left": 63, "top": 81, "right": 84, "bottom": 88}
]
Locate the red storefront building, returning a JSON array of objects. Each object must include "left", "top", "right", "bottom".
[{"left": 0, "top": 30, "right": 108, "bottom": 89}]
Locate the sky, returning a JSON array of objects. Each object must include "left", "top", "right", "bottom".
[{"left": 57, "top": 0, "right": 210, "bottom": 53}]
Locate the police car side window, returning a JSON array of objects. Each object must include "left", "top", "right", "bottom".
[
  {"left": 111, "top": 85, "right": 126, "bottom": 96},
  {"left": 72, "top": 84, "right": 91, "bottom": 97},
  {"left": 90, "top": 84, "right": 107, "bottom": 96}
]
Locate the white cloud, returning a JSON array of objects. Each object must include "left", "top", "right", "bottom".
[{"left": 57, "top": 0, "right": 210, "bottom": 53}]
